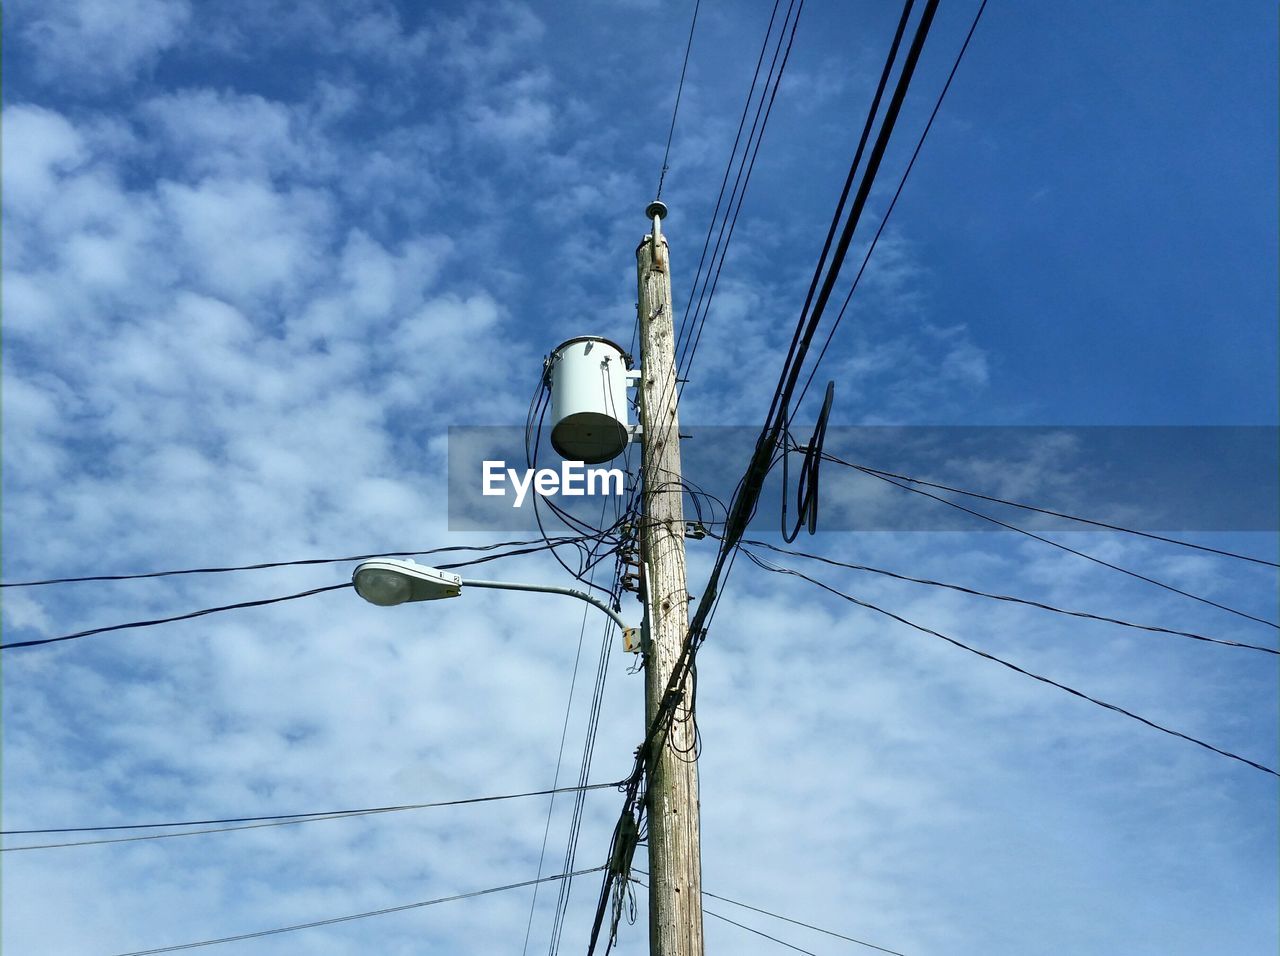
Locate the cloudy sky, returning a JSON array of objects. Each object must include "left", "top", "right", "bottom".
[{"left": 3, "top": 1, "right": 1277, "bottom": 954}]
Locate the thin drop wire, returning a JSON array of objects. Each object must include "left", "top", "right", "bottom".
[
  {"left": 2, "top": 782, "right": 623, "bottom": 851},
  {"left": 106, "top": 866, "right": 608, "bottom": 956},
  {"left": 0, "top": 584, "right": 353, "bottom": 651},
  {"left": 0, "top": 535, "right": 598, "bottom": 588},
  {"left": 523, "top": 498, "right": 610, "bottom": 956},
  {"left": 631, "top": 867, "right": 910, "bottom": 955},
  {"left": 837, "top": 457, "right": 1280, "bottom": 629},
  {"left": 736, "top": 536, "right": 1277, "bottom": 654},
  {"left": 2, "top": 540, "right": 608, "bottom": 652},
  {"left": 830, "top": 459, "right": 1279, "bottom": 568},
  {"left": 744, "top": 549, "right": 1278, "bottom": 776},
  {"left": 655, "top": 0, "right": 702, "bottom": 200}
]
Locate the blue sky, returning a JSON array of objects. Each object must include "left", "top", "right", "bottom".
[{"left": 3, "top": 1, "right": 1277, "bottom": 954}]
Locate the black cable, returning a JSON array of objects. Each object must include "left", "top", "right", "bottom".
[
  {"left": 737, "top": 536, "right": 1277, "bottom": 654},
  {"left": 0, "top": 535, "right": 603, "bottom": 589},
  {"left": 547, "top": 613, "right": 615, "bottom": 954},
  {"left": 743, "top": 549, "right": 1278, "bottom": 776},
  {"left": 630, "top": 868, "right": 908, "bottom": 955},
  {"left": 673, "top": 0, "right": 785, "bottom": 370},
  {"left": 683, "top": 0, "right": 943, "bottom": 648},
  {"left": 1, "top": 538, "right": 612, "bottom": 652},
  {"left": 832, "top": 455, "right": 1280, "bottom": 629},
  {"left": 701, "top": 890, "right": 906, "bottom": 955},
  {"left": 780, "top": 381, "right": 834, "bottom": 541},
  {"left": 702, "top": 908, "right": 819, "bottom": 956},
  {"left": 837, "top": 459, "right": 1279, "bottom": 569},
  {"left": 105, "top": 866, "right": 608, "bottom": 956},
  {"left": 676, "top": 0, "right": 805, "bottom": 402},
  {"left": 655, "top": 0, "right": 702, "bottom": 200},
  {"left": 760, "top": 0, "right": 939, "bottom": 437},
  {"left": 789, "top": 0, "right": 988, "bottom": 419},
  {"left": 771, "top": 0, "right": 917, "bottom": 428},
  {"left": 0, "top": 583, "right": 352, "bottom": 651},
  {"left": 1, "top": 781, "right": 623, "bottom": 849},
  {"left": 527, "top": 500, "right": 615, "bottom": 956},
  {"left": 438, "top": 538, "right": 609, "bottom": 572},
  {"left": 520, "top": 605, "right": 595, "bottom": 956}
]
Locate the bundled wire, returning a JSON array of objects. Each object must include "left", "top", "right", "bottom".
[
  {"left": 786, "top": 0, "right": 990, "bottom": 419},
  {"left": 525, "top": 367, "right": 628, "bottom": 598},
  {"left": 780, "top": 381, "right": 834, "bottom": 541}
]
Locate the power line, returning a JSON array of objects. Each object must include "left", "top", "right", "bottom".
[
  {"left": 104, "top": 865, "right": 608, "bottom": 956},
  {"left": 835, "top": 457, "right": 1279, "bottom": 569},
  {"left": 704, "top": 896, "right": 904, "bottom": 956},
  {"left": 520, "top": 598, "right": 597, "bottom": 956},
  {"left": 0, "top": 781, "right": 624, "bottom": 850},
  {"left": 703, "top": 909, "right": 820, "bottom": 956},
  {"left": 631, "top": 875, "right": 818, "bottom": 955},
  {"left": 1, "top": 540, "right": 611, "bottom": 652},
  {"left": 546, "top": 612, "right": 615, "bottom": 954},
  {"left": 0, "top": 583, "right": 352, "bottom": 651},
  {"left": 788, "top": 0, "right": 988, "bottom": 418},
  {"left": 759, "top": 0, "right": 940, "bottom": 438},
  {"left": 672, "top": 0, "right": 785, "bottom": 374},
  {"left": 778, "top": 0, "right": 920, "bottom": 422},
  {"left": 675, "top": 0, "right": 805, "bottom": 401},
  {"left": 524, "top": 499, "right": 617, "bottom": 956},
  {"left": 743, "top": 549, "right": 1278, "bottom": 776},
  {"left": 832, "top": 455, "right": 1280, "bottom": 629},
  {"left": 655, "top": 0, "right": 701, "bottom": 200},
  {"left": 737, "top": 536, "right": 1277, "bottom": 654},
  {"left": 634, "top": 868, "right": 907, "bottom": 955},
  {"left": 0, "top": 535, "right": 602, "bottom": 589}
]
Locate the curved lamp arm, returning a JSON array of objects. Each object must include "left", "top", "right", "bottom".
[
  {"left": 351, "top": 558, "right": 640, "bottom": 653},
  {"left": 462, "top": 578, "right": 638, "bottom": 650}
]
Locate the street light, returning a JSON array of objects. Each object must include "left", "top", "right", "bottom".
[{"left": 352, "top": 557, "right": 640, "bottom": 652}]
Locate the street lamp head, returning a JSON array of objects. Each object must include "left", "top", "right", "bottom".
[{"left": 352, "top": 559, "right": 462, "bottom": 606}]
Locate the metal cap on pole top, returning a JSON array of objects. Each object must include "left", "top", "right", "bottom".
[{"left": 646, "top": 200, "right": 669, "bottom": 273}]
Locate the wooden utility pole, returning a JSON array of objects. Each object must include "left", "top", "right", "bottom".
[{"left": 636, "top": 200, "right": 704, "bottom": 956}]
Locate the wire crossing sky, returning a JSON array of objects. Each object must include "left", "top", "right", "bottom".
[{"left": 3, "top": 1, "right": 1276, "bottom": 954}]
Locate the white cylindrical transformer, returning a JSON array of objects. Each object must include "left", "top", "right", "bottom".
[{"left": 547, "top": 336, "right": 631, "bottom": 464}]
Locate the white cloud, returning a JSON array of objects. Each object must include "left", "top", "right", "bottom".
[
  {"left": 2, "top": 105, "right": 88, "bottom": 211},
  {"left": 15, "top": 0, "right": 192, "bottom": 91},
  {"left": 141, "top": 89, "right": 316, "bottom": 181},
  {"left": 158, "top": 177, "right": 333, "bottom": 306}
]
